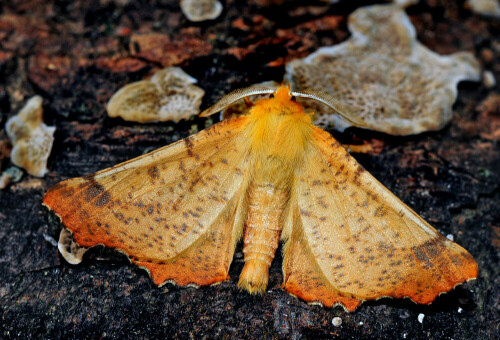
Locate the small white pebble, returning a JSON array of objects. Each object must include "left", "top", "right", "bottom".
[
  {"left": 483, "top": 71, "right": 496, "bottom": 88},
  {"left": 418, "top": 313, "right": 425, "bottom": 324},
  {"left": 403, "top": 334, "right": 407, "bottom": 339},
  {"left": 332, "top": 317, "right": 342, "bottom": 327},
  {"left": 358, "top": 321, "right": 363, "bottom": 326},
  {"left": 458, "top": 307, "right": 463, "bottom": 313},
  {"left": 446, "top": 234, "right": 454, "bottom": 241}
]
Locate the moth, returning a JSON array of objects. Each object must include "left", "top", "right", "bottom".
[{"left": 43, "top": 85, "right": 477, "bottom": 311}]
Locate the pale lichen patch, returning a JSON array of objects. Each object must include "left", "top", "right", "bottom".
[
  {"left": 5, "top": 96, "right": 55, "bottom": 177},
  {"left": 107, "top": 67, "right": 205, "bottom": 123}
]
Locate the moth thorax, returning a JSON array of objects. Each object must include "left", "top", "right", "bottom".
[{"left": 238, "top": 182, "right": 288, "bottom": 294}]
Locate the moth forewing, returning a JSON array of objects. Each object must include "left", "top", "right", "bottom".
[{"left": 44, "top": 117, "right": 251, "bottom": 286}]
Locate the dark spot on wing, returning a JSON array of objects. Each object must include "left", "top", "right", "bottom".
[
  {"left": 84, "top": 175, "right": 111, "bottom": 207},
  {"left": 184, "top": 137, "right": 199, "bottom": 160},
  {"left": 147, "top": 166, "right": 160, "bottom": 183}
]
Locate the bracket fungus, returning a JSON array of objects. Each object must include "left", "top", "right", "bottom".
[
  {"left": 5, "top": 96, "right": 55, "bottom": 177},
  {"left": 285, "top": 4, "right": 481, "bottom": 135},
  {"left": 180, "top": 0, "right": 223, "bottom": 22},
  {"left": 107, "top": 67, "right": 205, "bottom": 123}
]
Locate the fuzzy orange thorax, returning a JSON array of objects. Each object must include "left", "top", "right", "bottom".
[
  {"left": 244, "top": 86, "right": 313, "bottom": 167},
  {"left": 250, "top": 85, "right": 306, "bottom": 118}
]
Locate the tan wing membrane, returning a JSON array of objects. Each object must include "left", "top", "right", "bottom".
[
  {"left": 282, "top": 127, "right": 477, "bottom": 310},
  {"left": 44, "top": 117, "right": 250, "bottom": 287}
]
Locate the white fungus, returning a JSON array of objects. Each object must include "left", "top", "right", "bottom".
[
  {"left": 5, "top": 96, "right": 55, "bottom": 177},
  {"left": 58, "top": 228, "right": 89, "bottom": 265},
  {"left": 0, "top": 166, "right": 23, "bottom": 189},
  {"left": 107, "top": 67, "right": 205, "bottom": 123},
  {"left": 180, "top": 0, "right": 223, "bottom": 22},
  {"left": 483, "top": 71, "right": 496, "bottom": 88},
  {"left": 393, "top": 0, "right": 419, "bottom": 7},
  {"left": 466, "top": 0, "right": 500, "bottom": 18},
  {"left": 285, "top": 4, "right": 480, "bottom": 135}
]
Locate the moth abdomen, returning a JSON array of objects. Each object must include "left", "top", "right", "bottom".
[{"left": 238, "top": 183, "right": 288, "bottom": 294}]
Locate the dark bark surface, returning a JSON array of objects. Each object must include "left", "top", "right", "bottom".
[{"left": 0, "top": 0, "right": 499, "bottom": 339}]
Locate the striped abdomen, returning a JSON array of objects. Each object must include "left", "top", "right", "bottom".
[{"left": 238, "top": 182, "right": 289, "bottom": 293}]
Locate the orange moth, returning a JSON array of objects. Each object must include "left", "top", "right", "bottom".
[{"left": 43, "top": 85, "right": 477, "bottom": 311}]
